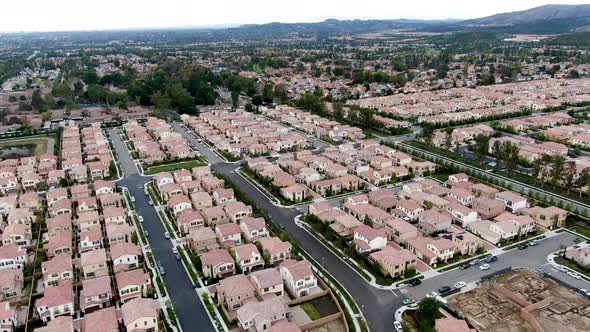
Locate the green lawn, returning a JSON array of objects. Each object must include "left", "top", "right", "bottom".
[
  {"left": 300, "top": 302, "right": 322, "bottom": 321},
  {"left": 144, "top": 159, "right": 207, "bottom": 175}
]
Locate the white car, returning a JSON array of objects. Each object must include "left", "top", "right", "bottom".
[
  {"left": 568, "top": 271, "right": 582, "bottom": 280},
  {"left": 454, "top": 281, "right": 466, "bottom": 289},
  {"left": 425, "top": 291, "right": 438, "bottom": 299},
  {"left": 393, "top": 321, "right": 403, "bottom": 332},
  {"left": 479, "top": 263, "right": 490, "bottom": 271},
  {"left": 148, "top": 201, "right": 153, "bottom": 206},
  {"left": 164, "top": 232, "right": 170, "bottom": 239},
  {"left": 172, "top": 247, "right": 178, "bottom": 254},
  {"left": 131, "top": 196, "right": 136, "bottom": 202},
  {"left": 556, "top": 265, "right": 568, "bottom": 272},
  {"left": 138, "top": 216, "right": 144, "bottom": 223},
  {"left": 435, "top": 295, "right": 448, "bottom": 306}
]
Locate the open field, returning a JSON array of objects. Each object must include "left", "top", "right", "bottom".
[{"left": 143, "top": 158, "right": 207, "bottom": 175}]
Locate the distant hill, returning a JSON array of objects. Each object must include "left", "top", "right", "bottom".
[
  {"left": 457, "top": 4, "right": 590, "bottom": 33},
  {"left": 222, "top": 19, "right": 442, "bottom": 39}
]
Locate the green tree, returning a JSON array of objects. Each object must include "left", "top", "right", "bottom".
[
  {"left": 274, "top": 83, "right": 289, "bottom": 104},
  {"left": 444, "top": 127, "right": 453, "bottom": 151},
  {"left": 473, "top": 134, "right": 490, "bottom": 166},
  {"left": 421, "top": 124, "right": 435, "bottom": 146},
  {"left": 550, "top": 155, "right": 565, "bottom": 190},
  {"left": 31, "top": 90, "right": 46, "bottom": 112},
  {"left": 563, "top": 161, "right": 577, "bottom": 195},
  {"left": 231, "top": 91, "right": 239, "bottom": 110},
  {"left": 333, "top": 103, "right": 344, "bottom": 122}
]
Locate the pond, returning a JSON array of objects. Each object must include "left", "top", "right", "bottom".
[{"left": 0, "top": 143, "right": 37, "bottom": 159}]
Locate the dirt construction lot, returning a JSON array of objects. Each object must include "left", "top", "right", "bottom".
[{"left": 448, "top": 269, "right": 590, "bottom": 332}]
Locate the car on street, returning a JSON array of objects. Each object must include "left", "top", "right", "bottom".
[
  {"left": 425, "top": 292, "right": 438, "bottom": 299},
  {"left": 145, "top": 230, "right": 149, "bottom": 237},
  {"left": 402, "top": 298, "right": 415, "bottom": 306},
  {"left": 578, "top": 288, "right": 588, "bottom": 295},
  {"left": 438, "top": 286, "right": 451, "bottom": 294},
  {"left": 138, "top": 216, "right": 144, "bottom": 223},
  {"left": 175, "top": 253, "right": 181, "bottom": 261},
  {"left": 408, "top": 278, "right": 422, "bottom": 287},
  {"left": 556, "top": 265, "right": 568, "bottom": 272},
  {"left": 518, "top": 244, "right": 528, "bottom": 250},
  {"left": 435, "top": 295, "right": 448, "bottom": 306},
  {"left": 164, "top": 232, "right": 170, "bottom": 239},
  {"left": 157, "top": 261, "right": 166, "bottom": 275},
  {"left": 528, "top": 239, "right": 540, "bottom": 246},
  {"left": 460, "top": 262, "right": 471, "bottom": 270},
  {"left": 148, "top": 201, "right": 153, "bottom": 206},
  {"left": 454, "top": 281, "right": 466, "bottom": 289},
  {"left": 568, "top": 271, "right": 582, "bottom": 280},
  {"left": 469, "top": 259, "right": 480, "bottom": 266},
  {"left": 394, "top": 321, "right": 403, "bottom": 332},
  {"left": 279, "top": 224, "right": 285, "bottom": 230},
  {"left": 172, "top": 247, "right": 178, "bottom": 254},
  {"left": 485, "top": 255, "right": 497, "bottom": 263},
  {"left": 131, "top": 196, "right": 135, "bottom": 202},
  {"left": 479, "top": 263, "right": 490, "bottom": 271}
]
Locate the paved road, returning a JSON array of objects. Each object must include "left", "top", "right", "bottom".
[
  {"left": 110, "top": 132, "right": 215, "bottom": 332},
  {"left": 403, "top": 232, "right": 590, "bottom": 299},
  {"left": 170, "top": 123, "right": 590, "bottom": 331},
  {"left": 172, "top": 123, "right": 402, "bottom": 332}
]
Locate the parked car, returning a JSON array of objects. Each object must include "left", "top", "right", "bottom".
[
  {"left": 469, "top": 259, "right": 480, "bottom": 266},
  {"left": 145, "top": 230, "right": 149, "bottom": 237},
  {"left": 394, "top": 321, "right": 403, "bottom": 332},
  {"left": 138, "top": 216, "right": 144, "bottom": 223},
  {"left": 460, "top": 263, "right": 471, "bottom": 270},
  {"left": 131, "top": 196, "right": 136, "bottom": 202},
  {"left": 435, "top": 295, "right": 448, "bottom": 306},
  {"left": 479, "top": 263, "right": 491, "bottom": 271},
  {"left": 518, "top": 244, "right": 528, "bottom": 250},
  {"left": 175, "top": 253, "right": 181, "bottom": 261},
  {"left": 556, "top": 265, "right": 568, "bottom": 272},
  {"left": 157, "top": 261, "right": 166, "bottom": 275},
  {"left": 279, "top": 224, "right": 286, "bottom": 230},
  {"left": 528, "top": 239, "right": 540, "bottom": 246},
  {"left": 568, "top": 271, "right": 582, "bottom": 280},
  {"left": 438, "top": 286, "right": 451, "bottom": 294},
  {"left": 172, "top": 247, "right": 178, "bottom": 254},
  {"left": 408, "top": 278, "right": 422, "bottom": 287},
  {"left": 164, "top": 232, "right": 170, "bottom": 239},
  {"left": 485, "top": 255, "right": 497, "bottom": 263},
  {"left": 402, "top": 298, "right": 415, "bottom": 305},
  {"left": 148, "top": 201, "right": 153, "bottom": 206},
  {"left": 425, "top": 292, "right": 438, "bottom": 299},
  {"left": 454, "top": 281, "right": 466, "bottom": 289}
]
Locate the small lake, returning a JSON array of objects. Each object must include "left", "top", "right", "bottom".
[{"left": 0, "top": 143, "right": 37, "bottom": 159}]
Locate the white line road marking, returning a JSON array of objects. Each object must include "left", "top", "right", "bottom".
[
  {"left": 390, "top": 290, "right": 398, "bottom": 297},
  {"left": 399, "top": 288, "right": 407, "bottom": 294}
]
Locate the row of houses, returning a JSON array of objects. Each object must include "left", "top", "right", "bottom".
[
  {"left": 307, "top": 172, "right": 567, "bottom": 273},
  {"left": 0, "top": 126, "right": 163, "bottom": 332},
  {"left": 125, "top": 117, "right": 195, "bottom": 165},
  {"left": 347, "top": 78, "right": 590, "bottom": 121},
  {"left": 263, "top": 105, "right": 366, "bottom": 143},
  {"left": 182, "top": 110, "right": 311, "bottom": 158},
  {"left": 152, "top": 167, "right": 331, "bottom": 332}
]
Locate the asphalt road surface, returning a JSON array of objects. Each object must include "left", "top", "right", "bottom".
[{"left": 110, "top": 128, "right": 215, "bottom": 332}]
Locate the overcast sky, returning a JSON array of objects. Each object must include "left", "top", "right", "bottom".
[{"left": 1, "top": 0, "right": 588, "bottom": 32}]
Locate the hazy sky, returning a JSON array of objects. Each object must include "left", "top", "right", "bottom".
[{"left": 2, "top": 0, "right": 588, "bottom": 32}]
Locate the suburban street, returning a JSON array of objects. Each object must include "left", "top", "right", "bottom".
[
  {"left": 109, "top": 129, "right": 215, "bottom": 332},
  {"left": 130, "top": 123, "right": 590, "bottom": 332}
]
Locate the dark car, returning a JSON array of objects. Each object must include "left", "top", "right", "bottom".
[
  {"left": 460, "top": 263, "right": 471, "bottom": 270},
  {"left": 279, "top": 224, "right": 286, "bottom": 230},
  {"left": 408, "top": 278, "right": 422, "bottom": 287},
  {"left": 175, "top": 253, "right": 181, "bottom": 261},
  {"left": 485, "top": 255, "right": 497, "bottom": 263},
  {"left": 438, "top": 286, "right": 451, "bottom": 294},
  {"left": 518, "top": 244, "right": 528, "bottom": 250}
]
